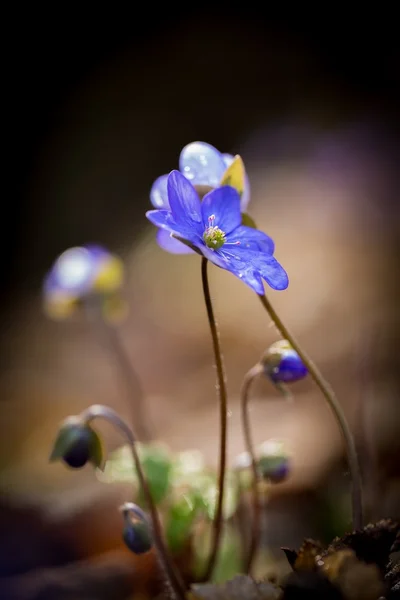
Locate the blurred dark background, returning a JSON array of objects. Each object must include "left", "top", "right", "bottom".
[
  {"left": 1, "top": 5, "right": 399, "bottom": 599},
  {"left": 5, "top": 5, "right": 399, "bottom": 299}
]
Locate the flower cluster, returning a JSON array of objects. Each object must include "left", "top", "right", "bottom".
[
  {"left": 44, "top": 138, "right": 361, "bottom": 595},
  {"left": 149, "top": 141, "right": 250, "bottom": 254},
  {"left": 146, "top": 142, "right": 288, "bottom": 294}
]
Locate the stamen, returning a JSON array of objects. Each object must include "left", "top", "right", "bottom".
[{"left": 203, "top": 216, "right": 226, "bottom": 250}]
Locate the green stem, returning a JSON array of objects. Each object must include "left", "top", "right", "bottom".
[
  {"left": 81, "top": 404, "right": 187, "bottom": 600},
  {"left": 200, "top": 258, "right": 228, "bottom": 582},
  {"left": 240, "top": 363, "right": 264, "bottom": 574},
  {"left": 258, "top": 293, "right": 363, "bottom": 530}
]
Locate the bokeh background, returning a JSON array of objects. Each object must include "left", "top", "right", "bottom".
[{"left": 1, "top": 5, "right": 399, "bottom": 599}]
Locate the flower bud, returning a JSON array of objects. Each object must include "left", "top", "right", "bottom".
[
  {"left": 262, "top": 340, "right": 307, "bottom": 384},
  {"left": 121, "top": 503, "right": 153, "bottom": 554},
  {"left": 257, "top": 439, "right": 290, "bottom": 484},
  {"left": 50, "top": 417, "right": 103, "bottom": 470},
  {"left": 43, "top": 245, "right": 124, "bottom": 321}
]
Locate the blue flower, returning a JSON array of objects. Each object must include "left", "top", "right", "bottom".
[
  {"left": 257, "top": 439, "right": 290, "bottom": 484},
  {"left": 146, "top": 170, "right": 288, "bottom": 294},
  {"left": 150, "top": 141, "right": 251, "bottom": 254},
  {"left": 43, "top": 245, "right": 125, "bottom": 320},
  {"left": 262, "top": 340, "right": 308, "bottom": 383}
]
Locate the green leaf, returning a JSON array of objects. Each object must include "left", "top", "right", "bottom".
[
  {"left": 139, "top": 445, "right": 172, "bottom": 505},
  {"left": 166, "top": 492, "right": 200, "bottom": 551}
]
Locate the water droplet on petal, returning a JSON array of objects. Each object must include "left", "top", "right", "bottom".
[{"left": 179, "top": 142, "right": 226, "bottom": 186}]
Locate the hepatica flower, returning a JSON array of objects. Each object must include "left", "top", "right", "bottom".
[
  {"left": 43, "top": 245, "right": 125, "bottom": 320},
  {"left": 146, "top": 171, "right": 288, "bottom": 294},
  {"left": 150, "top": 141, "right": 251, "bottom": 254}
]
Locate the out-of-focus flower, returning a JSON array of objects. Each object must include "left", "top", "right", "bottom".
[
  {"left": 49, "top": 417, "right": 103, "bottom": 469},
  {"left": 120, "top": 502, "right": 153, "bottom": 554},
  {"left": 146, "top": 171, "right": 288, "bottom": 294},
  {"left": 257, "top": 439, "right": 290, "bottom": 483},
  {"left": 234, "top": 440, "right": 290, "bottom": 485},
  {"left": 262, "top": 340, "right": 308, "bottom": 383},
  {"left": 150, "top": 141, "right": 251, "bottom": 254},
  {"left": 43, "top": 245, "right": 125, "bottom": 321}
]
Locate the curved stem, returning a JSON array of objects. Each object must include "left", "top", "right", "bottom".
[
  {"left": 258, "top": 293, "right": 363, "bottom": 530},
  {"left": 199, "top": 258, "right": 228, "bottom": 582},
  {"left": 85, "top": 299, "right": 152, "bottom": 442},
  {"left": 240, "top": 364, "right": 264, "bottom": 574},
  {"left": 81, "top": 404, "right": 187, "bottom": 600}
]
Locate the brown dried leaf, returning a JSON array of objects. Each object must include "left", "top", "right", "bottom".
[
  {"left": 321, "top": 550, "right": 385, "bottom": 600},
  {"left": 293, "top": 539, "right": 324, "bottom": 572},
  {"left": 281, "top": 571, "right": 342, "bottom": 599},
  {"left": 385, "top": 559, "right": 400, "bottom": 598},
  {"left": 323, "top": 519, "right": 400, "bottom": 571},
  {"left": 281, "top": 548, "right": 298, "bottom": 570}
]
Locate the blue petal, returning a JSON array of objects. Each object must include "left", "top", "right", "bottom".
[
  {"left": 150, "top": 175, "right": 169, "bottom": 209},
  {"left": 257, "top": 255, "right": 289, "bottom": 291},
  {"left": 226, "top": 225, "right": 275, "bottom": 254},
  {"left": 199, "top": 245, "right": 230, "bottom": 269},
  {"left": 270, "top": 351, "right": 307, "bottom": 383},
  {"left": 179, "top": 142, "right": 226, "bottom": 187},
  {"left": 45, "top": 246, "right": 99, "bottom": 296},
  {"left": 215, "top": 248, "right": 264, "bottom": 293},
  {"left": 240, "top": 176, "right": 251, "bottom": 211},
  {"left": 156, "top": 229, "right": 194, "bottom": 254},
  {"left": 146, "top": 209, "right": 201, "bottom": 246},
  {"left": 222, "top": 153, "right": 234, "bottom": 166},
  {"left": 167, "top": 170, "right": 202, "bottom": 229},
  {"left": 201, "top": 186, "right": 242, "bottom": 234},
  {"left": 219, "top": 247, "right": 288, "bottom": 292},
  {"left": 234, "top": 268, "right": 264, "bottom": 294},
  {"left": 222, "top": 153, "right": 251, "bottom": 211}
]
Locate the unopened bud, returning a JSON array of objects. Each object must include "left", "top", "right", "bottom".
[
  {"left": 262, "top": 340, "right": 307, "bottom": 384},
  {"left": 50, "top": 417, "right": 103, "bottom": 470}
]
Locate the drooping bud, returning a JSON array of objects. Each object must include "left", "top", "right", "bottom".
[
  {"left": 256, "top": 439, "right": 290, "bottom": 484},
  {"left": 49, "top": 417, "right": 103, "bottom": 470},
  {"left": 262, "top": 340, "right": 307, "bottom": 384},
  {"left": 120, "top": 502, "right": 153, "bottom": 554}
]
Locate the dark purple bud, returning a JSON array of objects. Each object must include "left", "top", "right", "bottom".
[{"left": 262, "top": 340, "right": 307, "bottom": 384}]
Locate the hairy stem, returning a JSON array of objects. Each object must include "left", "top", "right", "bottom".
[
  {"left": 240, "top": 363, "right": 264, "bottom": 574},
  {"left": 259, "top": 293, "right": 362, "bottom": 530},
  {"left": 81, "top": 404, "right": 187, "bottom": 600},
  {"left": 200, "top": 258, "right": 228, "bottom": 581}
]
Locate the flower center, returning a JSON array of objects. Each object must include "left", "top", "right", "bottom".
[{"left": 203, "top": 215, "right": 226, "bottom": 249}]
